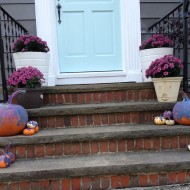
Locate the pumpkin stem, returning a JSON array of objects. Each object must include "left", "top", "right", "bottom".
[
  {"left": 7, "top": 90, "right": 26, "bottom": 104},
  {"left": 5, "top": 143, "right": 11, "bottom": 154},
  {"left": 181, "top": 91, "right": 190, "bottom": 101},
  {"left": 159, "top": 115, "right": 163, "bottom": 121}
]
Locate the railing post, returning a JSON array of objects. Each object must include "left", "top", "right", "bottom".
[
  {"left": 183, "top": 0, "right": 190, "bottom": 92},
  {"left": 0, "top": 6, "right": 8, "bottom": 102}
]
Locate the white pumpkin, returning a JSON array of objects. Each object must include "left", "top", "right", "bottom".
[{"left": 154, "top": 116, "right": 166, "bottom": 125}]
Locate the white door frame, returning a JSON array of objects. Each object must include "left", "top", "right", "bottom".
[{"left": 35, "top": 0, "right": 142, "bottom": 86}]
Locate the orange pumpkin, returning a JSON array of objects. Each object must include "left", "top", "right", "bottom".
[
  {"left": 0, "top": 103, "right": 28, "bottom": 137},
  {"left": 0, "top": 144, "right": 15, "bottom": 168},
  {"left": 173, "top": 93, "right": 190, "bottom": 125},
  {"left": 23, "top": 128, "right": 35, "bottom": 136},
  {"left": 35, "top": 126, "right": 40, "bottom": 133}
]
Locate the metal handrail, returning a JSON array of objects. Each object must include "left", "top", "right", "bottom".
[
  {"left": 0, "top": 5, "right": 28, "bottom": 102},
  {"left": 183, "top": 0, "right": 190, "bottom": 92},
  {"left": 0, "top": 14, "right": 7, "bottom": 102},
  {"left": 0, "top": 6, "right": 28, "bottom": 33},
  {"left": 148, "top": 2, "right": 183, "bottom": 31},
  {"left": 148, "top": 0, "right": 190, "bottom": 92}
]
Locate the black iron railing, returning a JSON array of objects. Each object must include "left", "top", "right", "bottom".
[
  {"left": 0, "top": 5, "right": 28, "bottom": 102},
  {"left": 148, "top": 0, "right": 190, "bottom": 92}
]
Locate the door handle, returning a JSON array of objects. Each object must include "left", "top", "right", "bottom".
[{"left": 56, "top": 3, "right": 62, "bottom": 24}]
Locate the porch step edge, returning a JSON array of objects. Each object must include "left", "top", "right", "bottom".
[
  {"left": 43, "top": 82, "right": 154, "bottom": 94},
  {"left": 27, "top": 101, "right": 175, "bottom": 117},
  {"left": 0, "top": 125, "right": 190, "bottom": 146},
  {"left": 1, "top": 151, "right": 190, "bottom": 182},
  {"left": 117, "top": 183, "right": 190, "bottom": 190}
]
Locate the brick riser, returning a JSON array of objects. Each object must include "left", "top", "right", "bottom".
[
  {"left": 43, "top": 89, "right": 156, "bottom": 105},
  {"left": 2, "top": 135, "right": 188, "bottom": 160},
  {"left": 0, "top": 170, "right": 190, "bottom": 190},
  {"left": 30, "top": 111, "right": 163, "bottom": 129}
]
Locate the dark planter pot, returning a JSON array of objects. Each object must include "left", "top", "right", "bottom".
[{"left": 9, "top": 88, "right": 44, "bottom": 109}]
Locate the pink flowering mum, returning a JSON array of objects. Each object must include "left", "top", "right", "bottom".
[
  {"left": 139, "top": 34, "right": 173, "bottom": 50},
  {"left": 145, "top": 55, "right": 183, "bottom": 78},
  {"left": 7, "top": 66, "right": 45, "bottom": 88},
  {"left": 12, "top": 35, "right": 49, "bottom": 53}
]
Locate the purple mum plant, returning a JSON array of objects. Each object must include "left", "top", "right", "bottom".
[
  {"left": 12, "top": 35, "right": 49, "bottom": 53},
  {"left": 145, "top": 55, "right": 183, "bottom": 78},
  {"left": 7, "top": 66, "right": 45, "bottom": 88},
  {"left": 163, "top": 110, "right": 173, "bottom": 120},
  {"left": 139, "top": 34, "right": 173, "bottom": 50}
]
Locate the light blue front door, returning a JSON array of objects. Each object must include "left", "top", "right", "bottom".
[{"left": 56, "top": 0, "right": 122, "bottom": 73}]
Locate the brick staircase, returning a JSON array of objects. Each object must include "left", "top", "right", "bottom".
[{"left": 1, "top": 82, "right": 190, "bottom": 190}]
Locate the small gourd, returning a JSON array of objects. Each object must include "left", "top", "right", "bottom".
[
  {"left": 23, "top": 121, "right": 39, "bottom": 136},
  {"left": 154, "top": 116, "right": 166, "bottom": 125},
  {"left": 165, "top": 120, "right": 175, "bottom": 125},
  {"left": 23, "top": 128, "right": 35, "bottom": 136}
]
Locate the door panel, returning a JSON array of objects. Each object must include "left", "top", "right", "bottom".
[
  {"left": 56, "top": 0, "right": 122, "bottom": 73},
  {"left": 93, "top": 11, "right": 115, "bottom": 55},
  {"left": 64, "top": 12, "right": 86, "bottom": 56}
]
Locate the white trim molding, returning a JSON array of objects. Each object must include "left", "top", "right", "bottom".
[
  {"left": 35, "top": 0, "right": 142, "bottom": 85},
  {"left": 120, "top": 0, "right": 142, "bottom": 82},
  {"left": 35, "top": 0, "right": 58, "bottom": 86}
]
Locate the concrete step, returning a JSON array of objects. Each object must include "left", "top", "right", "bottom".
[
  {"left": 1, "top": 151, "right": 190, "bottom": 189},
  {"left": 27, "top": 101, "right": 175, "bottom": 129},
  {"left": 1, "top": 124, "right": 190, "bottom": 160},
  {"left": 118, "top": 183, "right": 190, "bottom": 190},
  {"left": 42, "top": 82, "right": 156, "bottom": 106}
]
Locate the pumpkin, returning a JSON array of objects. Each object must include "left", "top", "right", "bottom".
[
  {"left": 27, "top": 121, "right": 38, "bottom": 129},
  {"left": 23, "top": 121, "right": 39, "bottom": 136},
  {"left": 0, "top": 144, "right": 15, "bottom": 168},
  {"left": 165, "top": 119, "right": 175, "bottom": 125},
  {"left": 173, "top": 92, "right": 190, "bottom": 125},
  {"left": 23, "top": 128, "right": 35, "bottom": 136},
  {"left": 0, "top": 155, "right": 11, "bottom": 168},
  {"left": 0, "top": 92, "right": 28, "bottom": 137},
  {"left": 35, "top": 126, "right": 40, "bottom": 133},
  {"left": 154, "top": 116, "right": 166, "bottom": 125}
]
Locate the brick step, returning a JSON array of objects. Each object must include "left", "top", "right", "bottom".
[
  {"left": 1, "top": 151, "right": 190, "bottom": 189},
  {"left": 42, "top": 82, "right": 156, "bottom": 105},
  {"left": 27, "top": 101, "right": 175, "bottom": 129},
  {"left": 1, "top": 125, "right": 190, "bottom": 160}
]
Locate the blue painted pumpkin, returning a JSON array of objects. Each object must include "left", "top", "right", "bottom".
[
  {"left": 172, "top": 93, "right": 190, "bottom": 125},
  {"left": 0, "top": 144, "right": 16, "bottom": 168},
  {"left": 0, "top": 92, "right": 28, "bottom": 137}
]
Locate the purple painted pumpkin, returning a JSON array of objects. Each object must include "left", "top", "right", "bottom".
[
  {"left": 0, "top": 144, "right": 14, "bottom": 168},
  {"left": 0, "top": 92, "right": 28, "bottom": 137},
  {"left": 172, "top": 93, "right": 190, "bottom": 125},
  {"left": 0, "top": 155, "right": 11, "bottom": 168}
]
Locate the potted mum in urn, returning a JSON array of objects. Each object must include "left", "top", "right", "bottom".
[
  {"left": 7, "top": 66, "right": 45, "bottom": 109},
  {"left": 145, "top": 54, "right": 183, "bottom": 102},
  {"left": 12, "top": 35, "right": 50, "bottom": 86},
  {"left": 139, "top": 34, "right": 174, "bottom": 82}
]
